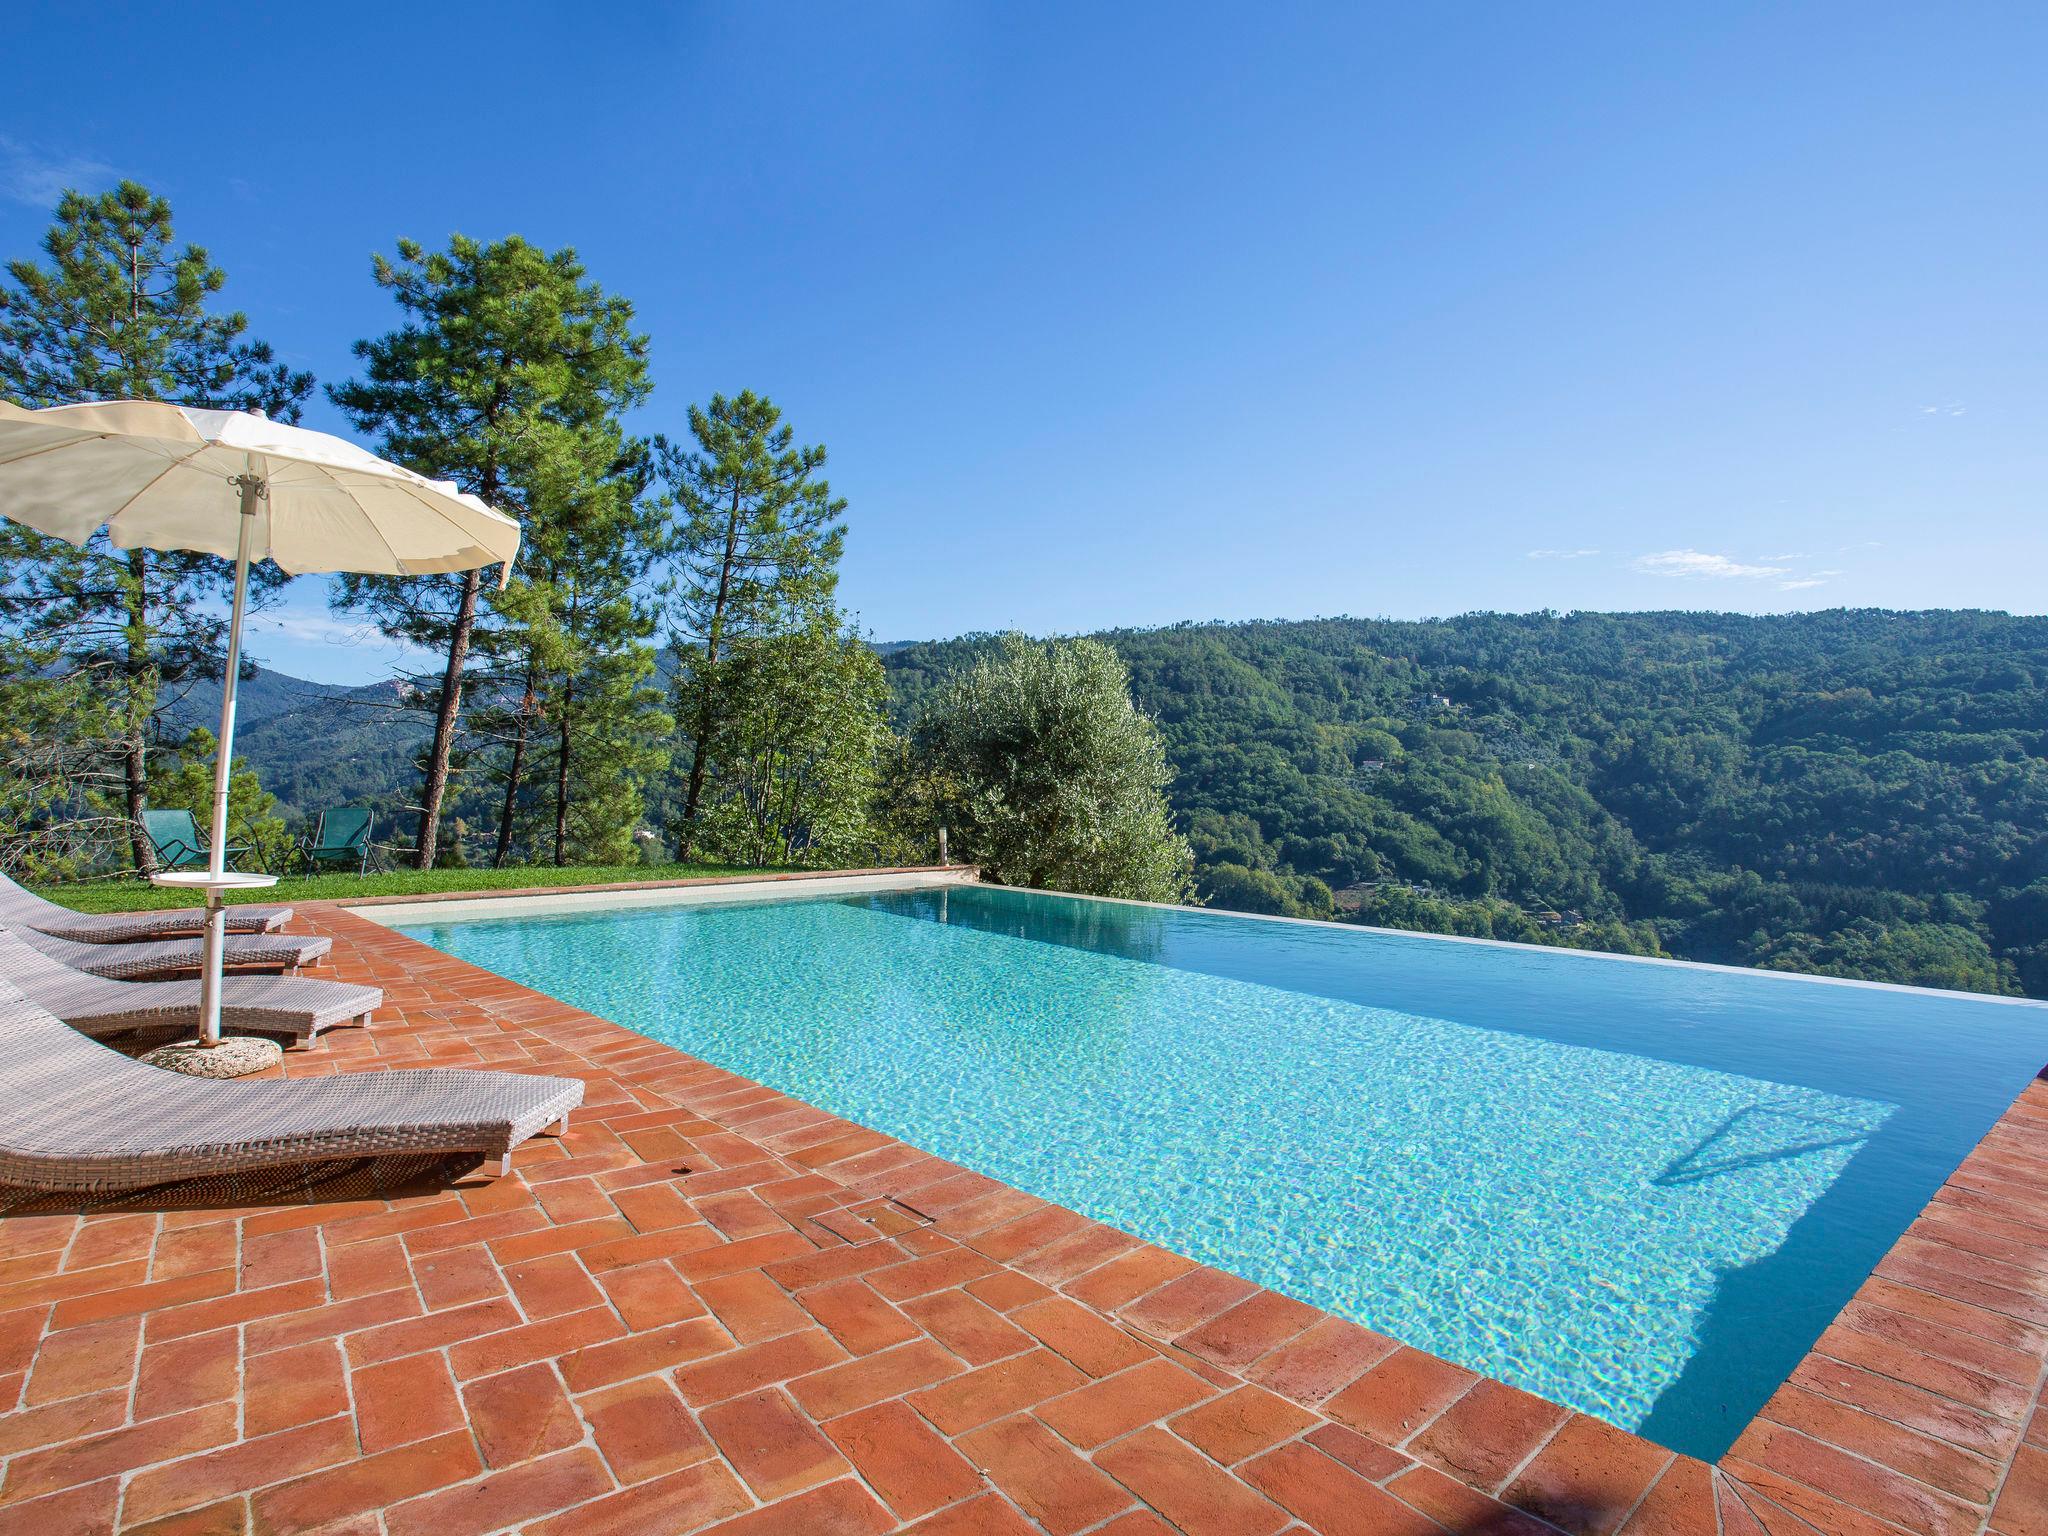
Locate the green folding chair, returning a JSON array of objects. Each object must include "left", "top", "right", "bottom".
[
  {"left": 298, "top": 807, "right": 375, "bottom": 874},
  {"left": 141, "top": 809, "right": 250, "bottom": 873}
]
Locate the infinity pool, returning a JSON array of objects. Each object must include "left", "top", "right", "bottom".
[{"left": 399, "top": 882, "right": 2048, "bottom": 1458}]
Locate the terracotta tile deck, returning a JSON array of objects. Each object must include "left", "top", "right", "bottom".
[{"left": 1, "top": 898, "right": 2044, "bottom": 1535}]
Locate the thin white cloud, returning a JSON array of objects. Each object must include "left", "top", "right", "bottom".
[
  {"left": 1919, "top": 402, "right": 1967, "bottom": 417},
  {"left": 1633, "top": 549, "right": 1788, "bottom": 580},
  {"left": 0, "top": 135, "right": 114, "bottom": 207},
  {"left": 1777, "top": 578, "right": 1828, "bottom": 591},
  {"left": 1525, "top": 548, "right": 1601, "bottom": 560}
]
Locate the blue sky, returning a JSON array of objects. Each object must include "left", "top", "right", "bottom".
[{"left": 4, "top": 3, "right": 2043, "bottom": 683}]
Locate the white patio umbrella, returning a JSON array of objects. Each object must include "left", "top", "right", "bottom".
[{"left": 0, "top": 399, "right": 519, "bottom": 1053}]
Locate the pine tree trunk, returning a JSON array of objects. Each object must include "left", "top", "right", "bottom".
[
  {"left": 123, "top": 549, "right": 156, "bottom": 873},
  {"left": 415, "top": 567, "right": 482, "bottom": 870},
  {"left": 492, "top": 677, "right": 535, "bottom": 869},
  {"left": 553, "top": 682, "right": 573, "bottom": 867}
]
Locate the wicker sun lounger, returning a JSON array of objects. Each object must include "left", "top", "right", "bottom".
[
  {"left": 0, "top": 930, "right": 378, "bottom": 1049},
  {"left": 0, "top": 871, "right": 292, "bottom": 943},
  {"left": 12, "top": 925, "right": 331, "bottom": 981},
  {"left": 0, "top": 977, "right": 582, "bottom": 1191}
]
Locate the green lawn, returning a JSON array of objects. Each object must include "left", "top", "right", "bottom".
[{"left": 29, "top": 862, "right": 767, "bottom": 913}]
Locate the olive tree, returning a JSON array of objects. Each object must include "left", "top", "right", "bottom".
[{"left": 912, "top": 634, "right": 1194, "bottom": 902}]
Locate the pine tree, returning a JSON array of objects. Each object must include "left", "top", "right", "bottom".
[
  {"left": 330, "top": 235, "right": 650, "bottom": 868},
  {"left": 658, "top": 391, "right": 845, "bottom": 856},
  {"left": 0, "top": 181, "right": 313, "bottom": 871}
]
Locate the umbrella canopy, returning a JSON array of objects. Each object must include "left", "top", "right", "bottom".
[
  {"left": 0, "top": 399, "right": 518, "bottom": 576},
  {"left": 0, "top": 398, "right": 520, "bottom": 1063}
]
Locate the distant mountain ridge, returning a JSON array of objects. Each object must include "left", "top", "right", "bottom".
[{"left": 181, "top": 609, "right": 2048, "bottom": 996}]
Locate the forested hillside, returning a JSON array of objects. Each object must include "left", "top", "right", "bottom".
[{"left": 886, "top": 611, "right": 2048, "bottom": 998}]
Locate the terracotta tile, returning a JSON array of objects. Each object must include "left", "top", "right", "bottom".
[
  {"left": 798, "top": 1278, "right": 923, "bottom": 1354},
  {"left": 822, "top": 1398, "right": 984, "bottom": 1518},
  {"left": 244, "top": 1288, "right": 420, "bottom": 1356},
  {"left": 910, "top": 1347, "right": 1089, "bottom": 1436},
  {"left": 409, "top": 1247, "right": 505, "bottom": 1310},
  {"left": 1616, "top": 1457, "right": 1717, "bottom": 1536},
  {"left": 1408, "top": 1375, "right": 1570, "bottom": 1492},
  {"left": 383, "top": 1446, "right": 613, "bottom": 1536},
  {"left": 22, "top": 1317, "right": 138, "bottom": 1406},
  {"left": 1386, "top": 1464, "right": 1558, "bottom": 1536},
  {"left": 1095, "top": 1425, "right": 1289, "bottom": 1536},
  {"left": 953, "top": 1414, "right": 1133, "bottom": 1535},
  {"left": 1991, "top": 1442, "right": 2048, "bottom": 1536},
  {"left": 1033, "top": 1357, "right": 1215, "bottom": 1450},
  {"left": 120, "top": 1495, "right": 251, "bottom": 1536},
  {"left": 966, "top": 1271, "right": 1056, "bottom": 1313},
  {"left": 0, "top": 1480, "right": 119, "bottom": 1536},
  {"left": 324, "top": 1236, "right": 411, "bottom": 1300},
  {"left": 1243, "top": 1440, "right": 1447, "bottom": 1536},
  {"left": 789, "top": 1338, "right": 964, "bottom": 1419},
  {"left": 900, "top": 1288, "right": 1033, "bottom": 1366},
  {"left": 968, "top": 1207, "right": 1092, "bottom": 1264},
  {"left": 675, "top": 1326, "right": 848, "bottom": 1406},
  {"left": 1303, "top": 1421, "right": 1415, "bottom": 1481},
  {"left": 242, "top": 1340, "right": 347, "bottom": 1444},
  {"left": 1089, "top": 1515, "right": 1178, "bottom": 1536},
  {"left": 1170, "top": 1384, "right": 1318, "bottom": 1465},
  {"left": 1011, "top": 1296, "right": 1154, "bottom": 1378},
  {"left": 505, "top": 1253, "right": 605, "bottom": 1319},
  {"left": 143, "top": 1279, "right": 327, "bottom": 1344},
  {"left": 351, "top": 1352, "right": 464, "bottom": 1452},
  {"left": 461, "top": 1361, "right": 584, "bottom": 1467},
  {"left": 866, "top": 1247, "right": 999, "bottom": 1302},
  {"left": 1012, "top": 1225, "right": 1141, "bottom": 1285},
  {"left": 1758, "top": 1381, "right": 2001, "bottom": 1502},
  {"left": 1723, "top": 1456, "right": 1949, "bottom": 1536},
  {"left": 674, "top": 1230, "right": 817, "bottom": 1282},
  {"left": 762, "top": 1239, "right": 909, "bottom": 1293},
  {"left": 558, "top": 1315, "right": 730, "bottom": 1392},
  {"left": 609, "top": 1180, "right": 699, "bottom": 1233},
  {"left": 120, "top": 1417, "right": 358, "bottom": 1527},
  {"left": 1501, "top": 1414, "right": 1675, "bottom": 1536},
  {"left": 579, "top": 1376, "right": 714, "bottom": 1483},
  {"left": 694, "top": 1270, "right": 809, "bottom": 1342},
  {"left": 1176, "top": 1290, "right": 1322, "bottom": 1369},
  {"left": 1, "top": 1400, "right": 236, "bottom": 1502},
  {"left": 1243, "top": 1316, "right": 1399, "bottom": 1405},
  {"left": 901, "top": 1493, "right": 1041, "bottom": 1535},
  {"left": 695, "top": 1477, "right": 896, "bottom": 1535},
  {"left": 132, "top": 1327, "right": 240, "bottom": 1420},
  {"left": 49, "top": 1268, "right": 235, "bottom": 1330},
  {"left": 1322, "top": 1346, "right": 1478, "bottom": 1445},
  {"left": 247, "top": 1430, "right": 482, "bottom": 1534},
  {"left": 1119, "top": 1266, "right": 1260, "bottom": 1339},
  {"left": 446, "top": 1302, "right": 623, "bottom": 1380},
  {"left": 342, "top": 1297, "right": 521, "bottom": 1368},
  {"left": 0, "top": 1386, "right": 127, "bottom": 1459},
  {"left": 524, "top": 1460, "right": 751, "bottom": 1536},
  {"left": 701, "top": 1387, "right": 851, "bottom": 1500}
]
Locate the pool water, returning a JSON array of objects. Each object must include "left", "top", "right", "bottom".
[{"left": 400, "top": 884, "right": 2048, "bottom": 1458}]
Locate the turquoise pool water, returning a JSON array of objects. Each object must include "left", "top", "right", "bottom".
[{"left": 399, "top": 884, "right": 2048, "bottom": 1458}]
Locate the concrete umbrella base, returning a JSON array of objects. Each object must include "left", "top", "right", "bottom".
[{"left": 140, "top": 1037, "right": 284, "bottom": 1079}]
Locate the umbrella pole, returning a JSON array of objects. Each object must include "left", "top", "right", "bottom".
[{"left": 196, "top": 474, "right": 264, "bottom": 1047}]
